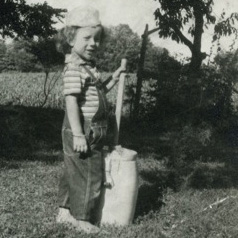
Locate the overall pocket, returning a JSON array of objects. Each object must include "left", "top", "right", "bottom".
[
  {"left": 89, "top": 125, "right": 107, "bottom": 149},
  {"left": 62, "top": 128, "right": 75, "bottom": 155}
]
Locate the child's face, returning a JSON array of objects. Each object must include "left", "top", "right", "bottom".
[{"left": 71, "top": 26, "right": 102, "bottom": 61}]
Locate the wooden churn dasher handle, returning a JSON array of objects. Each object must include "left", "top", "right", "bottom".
[
  {"left": 100, "top": 58, "right": 138, "bottom": 226},
  {"left": 115, "top": 58, "right": 127, "bottom": 145}
]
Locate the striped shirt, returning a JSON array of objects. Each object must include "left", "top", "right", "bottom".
[{"left": 63, "top": 53, "right": 101, "bottom": 120}]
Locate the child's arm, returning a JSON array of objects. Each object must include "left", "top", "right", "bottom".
[
  {"left": 104, "top": 60, "right": 127, "bottom": 93},
  {"left": 65, "top": 95, "right": 88, "bottom": 153}
]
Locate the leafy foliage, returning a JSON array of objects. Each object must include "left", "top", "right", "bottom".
[
  {"left": 213, "top": 12, "right": 238, "bottom": 42},
  {"left": 5, "top": 39, "right": 40, "bottom": 72},
  {"left": 0, "top": 24, "right": 164, "bottom": 74},
  {"left": 0, "top": 39, "right": 8, "bottom": 71},
  {"left": 0, "top": 39, "right": 6, "bottom": 55},
  {"left": 96, "top": 24, "right": 164, "bottom": 73},
  {"left": 154, "top": 0, "right": 215, "bottom": 42},
  {"left": 0, "top": 0, "right": 66, "bottom": 38},
  {"left": 31, "top": 38, "right": 65, "bottom": 72},
  {"left": 140, "top": 63, "right": 235, "bottom": 131},
  {"left": 214, "top": 49, "right": 238, "bottom": 84},
  {"left": 153, "top": 0, "right": 238, "bottom": 70},
  {"left": 96, "top": 24, "right": 141, "bottom": 72},
  {"left": 135, "top": 49, "right": 238, "bottom": 188},
  {"left": 0, "top": 38, "right": 64, "bottom": 73}
]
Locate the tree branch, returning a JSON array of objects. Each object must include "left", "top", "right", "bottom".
[
  {"left": 232, "top": 86, "right": 238, "bottom": 95},
  {"left": 207, "top": 0, "right": 213, "bottom": 7},
  {"left": 156, "top": 10, "right": 193, "bottom": 50},
  {"left": 171, "top": 25, "right": 193, "bottom": 50}
]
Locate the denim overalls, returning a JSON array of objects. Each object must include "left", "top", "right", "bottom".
[{"left": 58, "top": 65, "right": 108, "bottom": 222}]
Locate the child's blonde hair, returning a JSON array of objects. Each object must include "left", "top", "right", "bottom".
[
  {"left": 55, "top": 6, "right": 104, "bottom": 55},
  {"left": 55, "top": 26, "right": 105, "bottom": 55},
  {"left": 55, "top": 26, "right": 79, "bottom": 54}
]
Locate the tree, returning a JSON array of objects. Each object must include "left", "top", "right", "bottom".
[
  {"left": 96, "top": 24, "right": 141, "bottom": 72},
  {"left": 133, "top": 24, "right": 165, "bottom": 119},
  {"left": 214, "top": 49, "right": 238, "bottom": 95},
  {"left": 0, "top": 0, "right": 66, "bottom": 38},
  {"left": 153, "top": 0, "right": 238, "bottom": 72},
  {"left": 0, "top": 39, "right": 6, "bottom": 54},
  {"left": 29, "top": 38, "right": 64, "bottom": 107},
  {"left": 0, "top": 38, "right": 64, "bottom": 72},
  {"left": 214, "top": 49, "right": 238, "bottom": 78},
  {"left": 31, "top": 38, "right": 64, "bottom": 72},
  {"left": 6, "top": 39, "right": 39, "bottom": 72},
  {"left": 0, "top": 39, "right": 7, "bottom": 71}
]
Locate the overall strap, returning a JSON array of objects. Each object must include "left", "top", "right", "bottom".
[
  {"left": 81, "top": 65, "right": 103, "bottom": 89},
  {"left": 81, "top": 65, "right": 108, "bottom": 123}
]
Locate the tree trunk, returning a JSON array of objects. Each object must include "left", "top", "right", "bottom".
[
  {"left": 190, "top": 51, "right": 205, "bottom": 73},
  {"left": 189, "top": 5, "right": 206, "bottom": 72}
]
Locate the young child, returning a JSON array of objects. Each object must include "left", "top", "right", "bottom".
[{"left": 55, "top": 6, "right": 126, "bottom": 233}]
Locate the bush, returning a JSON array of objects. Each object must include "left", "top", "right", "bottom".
[
  {"left": 130, "top": 53, "right": 238, "bottom": 189},
  {"left": 0, "top": 106, "right": 35, "bottom": 154}
]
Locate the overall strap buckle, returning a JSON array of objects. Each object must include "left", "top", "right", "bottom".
[{"left": 82, "top": 65, "right": 103, "bottom": 89}]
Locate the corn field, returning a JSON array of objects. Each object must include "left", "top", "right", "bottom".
[
  {"left": 0, "top": 72, "right": 140, "bottom": 118},
  {"left": 0, "top": 72, "right": 120, "bottom": 108}
]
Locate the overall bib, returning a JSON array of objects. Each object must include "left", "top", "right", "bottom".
[{"left": 58, "top": 67, "right": 108, "bottom": 222}]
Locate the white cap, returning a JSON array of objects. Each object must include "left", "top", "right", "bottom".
[{"left": 66, "top": 6, "right": 101, "bottom": 27}]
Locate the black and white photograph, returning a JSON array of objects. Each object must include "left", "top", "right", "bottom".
[{"left": 0, "top": 0, "right": 238, "bottom": 237}]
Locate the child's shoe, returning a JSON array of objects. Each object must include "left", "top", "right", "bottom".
[
  {"left": 76, "top": 220, "right": 100, "bottom": 234},
  {"left": 56, "top": 208, "right": 101, "bottom": 234},
  {"left": 56, "top": 207, "right": 75, "bottom": 224}
]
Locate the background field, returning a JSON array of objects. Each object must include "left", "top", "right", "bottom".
[{"left": 0, "top": 72, "right": 238, "bottom": 238}]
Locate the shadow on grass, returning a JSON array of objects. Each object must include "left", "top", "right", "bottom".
[
  {"left": 0, "top": 154, "right": 61, "bottom": 170},
  {"left": 134, "top": 163, "right": 183, "bottom": 218},
  {"left": 120, "top": 119, "right": 238, "bottom": 190},
  {"left": 188, "top": 153, "right": 238, "bottom": 189},
  {"left": 119, "top": 123, "right": 171, "bottom": 161},
  {"left": 0, "top": 105, "right": 64, "bottom": 163},
  {"left": 1, "top": 105, "right": 238, "bottom": 191},
  {"left": 134, "top": 182, "right": 164, "bottom": 219}
]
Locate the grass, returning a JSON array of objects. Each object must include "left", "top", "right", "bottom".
[
  {"left": 1, "top": 72, "right": 238, "bottom": 237},
  {"left": 1, "top": 144, "right": 238, "bottom": 238}
]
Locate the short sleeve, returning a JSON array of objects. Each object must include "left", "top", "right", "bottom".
[{"left": 63, "top": 65, "right": 83, "bottom": 96}]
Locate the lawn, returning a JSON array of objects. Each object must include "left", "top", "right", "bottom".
[{"left": 0, "top": 72, "right": 238, "bottom": 238}]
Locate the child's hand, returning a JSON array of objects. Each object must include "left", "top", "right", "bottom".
[
  {"left": 73, "top": 135, "right": 88, "bottom": 153},
  {"left": 104, "top": 59, "right": 127, "bottom": 93},
  {"left": 112, "top": 64, "right": 127, "bottom": 81},
  {"left": 104, "top": 171, "right": 115, "bottom": 188}
]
